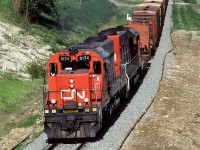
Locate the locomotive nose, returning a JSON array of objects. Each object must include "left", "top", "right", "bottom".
[{"left": 60, "top": 75, "right": 91, "bottom": 108}]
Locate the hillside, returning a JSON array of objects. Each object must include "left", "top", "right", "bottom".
[
  {"left": 0, "top": 22, "right": 51, "bottom": 79},
  {"left": 0, "top": 0, "right": 119, "bottom": 77}
]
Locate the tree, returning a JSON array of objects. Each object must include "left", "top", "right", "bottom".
[
  {"left": 78, "top": 0, "right": 82, "bottom": 9},
  {"left": 13, "top": 0, "right": 59, "bottom": 27}
]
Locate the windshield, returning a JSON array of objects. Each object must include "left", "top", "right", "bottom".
[{"left": 61, "top": 61, "right": 90, "bottom": 71}]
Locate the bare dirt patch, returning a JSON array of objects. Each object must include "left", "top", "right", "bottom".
[{"left": 121, "top": 30, "right": 200, "bottom": 150}]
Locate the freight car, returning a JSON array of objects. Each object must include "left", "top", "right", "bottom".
[
  {"left": 126, "top": 0, "right": 167, "bottom": 55},
  {"left": 43, "top": 0, "right": 168, "bottom": 140}
]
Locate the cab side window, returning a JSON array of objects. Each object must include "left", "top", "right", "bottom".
[
  {"left": 50, "top": 63, "right": 57, "bottom": 76},
  {"left": 93, "top": 61, "right": 101, "bottom": 74}
]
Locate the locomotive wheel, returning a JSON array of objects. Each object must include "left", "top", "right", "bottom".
[
  {"left": 120, "top": 87, "right": 127, "bottom": 104},
  {"left": 102, "top": 104, "right": 113, "bottom": 122},
  {"left": 45, "top": 123, "right": 62, "bottom": 140},
  {"left": 109, "top": 104, "right": 114, "bottom": 116},
  {"left": 151, "top": 48, "right": 156, "bottom": 56},
  {"left": 126, "top": 90, "right": 130, "bottom": 99}
]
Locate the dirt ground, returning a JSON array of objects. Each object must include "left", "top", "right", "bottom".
[{"left": 122, "top": 30, "right": 200, "bottom": 150}]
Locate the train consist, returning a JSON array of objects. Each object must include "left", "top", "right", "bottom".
[{"left": 43, "top": 0, "right": 168, "bottom": 140}]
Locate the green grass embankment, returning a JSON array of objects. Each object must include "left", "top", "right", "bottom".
[
  {"left": 0, "top": 80, "right": 33, "bottom": 113},
  {"left": 173, "top": 3, "right": 200, "bottom": 31}
]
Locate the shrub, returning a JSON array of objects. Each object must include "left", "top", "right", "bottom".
[
  {"left": 0, "top": 70, "right": 22, "bottom": 80},
  {"left": 27, "top": 60, "right": 47, "bottom": 80}
]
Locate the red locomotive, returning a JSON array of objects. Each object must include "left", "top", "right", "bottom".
[{"left": 43, "top": 0, "right": 168, "bottom": 140}]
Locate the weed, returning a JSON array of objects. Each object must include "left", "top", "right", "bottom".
[
  {"left": 187, "top": 32, "right": 193, "bottom": 42},
  {"left": 0, "top": 40, "right": 3, "bottom": 46},
  {"left": 16, "top": 114, "right": 40, "bottom": 128},
  {"left": 26, "top": 59, "right": 47, "bottom": 80},
  {"left": 192, "top": 138, "right": 197, "bottom": 146},
  {"left": 11, "top": 36, "right": 20, "bottom": 45}
]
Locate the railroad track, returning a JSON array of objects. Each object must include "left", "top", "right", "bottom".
[
  {"left": 42, "top": 142, "right": 58, "bottom": 150},
  {"left": 40, "top": 140, "right": 87, "bottom": 150},
  {"left": 75, "top": 141, "right": 87, "bottom": 150}
]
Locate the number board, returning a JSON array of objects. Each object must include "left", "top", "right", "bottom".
[
  {"left": 78, "top": 55, "right": 91, "bottom": 61},
  {"left": 59, "top": 56, "right": 70, "bottom": 62}
]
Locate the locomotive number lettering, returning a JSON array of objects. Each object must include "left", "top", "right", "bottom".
[
  {"left": 59, "top": 56, "right": 70, "bottom": 62},
  {"left": 78, "top": 55, "right": 91, "bottom": 61}
]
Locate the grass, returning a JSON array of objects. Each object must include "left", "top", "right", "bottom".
[
  {"left": 0, "top": 78, "right": 43, "bottom": 137},
  {"left": 0, "top": 71, "right": 42, "bottom": 119},
  {"left": 0, "top": 79, "right": 35, "bottom": 114},
  {"left": 173, "top": 4, "right": 200, "bottom": 31},
  {"left": 16, "top": 114, "right": 40, "bottom": 128},
  {"left": 0, "top": 1, "right": 13, "bottom": 21},
  {"left": 114, "top": 0, "right": 144, "bottom": 26},
  {"left": 116, "top": 6, "right": 137, "bottom": 25}
]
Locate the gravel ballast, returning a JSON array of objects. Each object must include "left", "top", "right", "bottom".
[{"left": 23, "top": 0, "right": 173, "bottom": 149}]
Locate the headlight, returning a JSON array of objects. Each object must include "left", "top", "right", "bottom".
[
  {"left": 51, "top": 99, "right": 56, "bottom": 104},
  {"left": 69, "top": 84, "right": 74, "bottom": 88},
  {"left": 78, "top": 102, "right": 82, "bottom": 107},
  {"left": 85, "top": 108, "right": 90, "bottom": 112},
  {"left": 69, "top": 79, "right": 74, "bottom": 84},
  {"left": 45, "top": 110, "right": 49, "bottom": 113},
  {"left": 52, "top": 109, "right": 57, "bottom": 113}
]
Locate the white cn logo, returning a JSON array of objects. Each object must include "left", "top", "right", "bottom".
[{"left": 61, "top": 89, "right": 87, "bottom": 101}]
